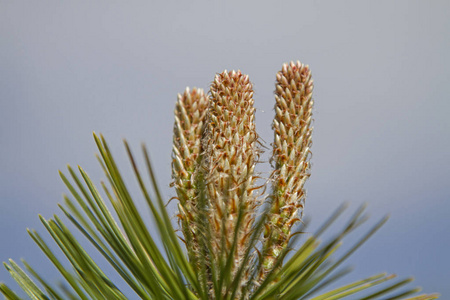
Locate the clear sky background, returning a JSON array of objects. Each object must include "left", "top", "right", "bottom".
[{"left": 1, "top": 1, "right": 449, "bottom": 298}]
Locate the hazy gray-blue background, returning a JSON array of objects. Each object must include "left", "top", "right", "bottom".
[{"left": 1, "top": 1, "right": 449, "bottom": 297}]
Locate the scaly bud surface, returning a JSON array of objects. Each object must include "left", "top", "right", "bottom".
[
  {"left": 204, "top": 70, "right": 258, "bottom": 283},
  {"left": 262, "top": 61, "right": 314, "bottom": 276},
  {"left": 171, "top": 87, "right": 209, "bottom": 264}
]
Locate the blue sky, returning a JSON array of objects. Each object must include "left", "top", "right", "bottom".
[{"left": 1, "top": 1, "right": 449, "bottom": 297}]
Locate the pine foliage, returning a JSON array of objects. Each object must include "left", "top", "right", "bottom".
[{"left": 1, "top": 62, "right": 439, "bottom": 300}]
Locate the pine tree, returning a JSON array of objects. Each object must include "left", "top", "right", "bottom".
[{"left": 1, "top": 62, "right": 439, "bottom": 300}]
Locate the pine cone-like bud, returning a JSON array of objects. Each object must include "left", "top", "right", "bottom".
[
  {"left": 263, "top": 61, "right": 314, "bottom": 272},
  {"left": 204, "top": 70, "right": 258, "bottom": 275},
  {"left": 171, "top": 87, "right": 209, "bottom": 261}
]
